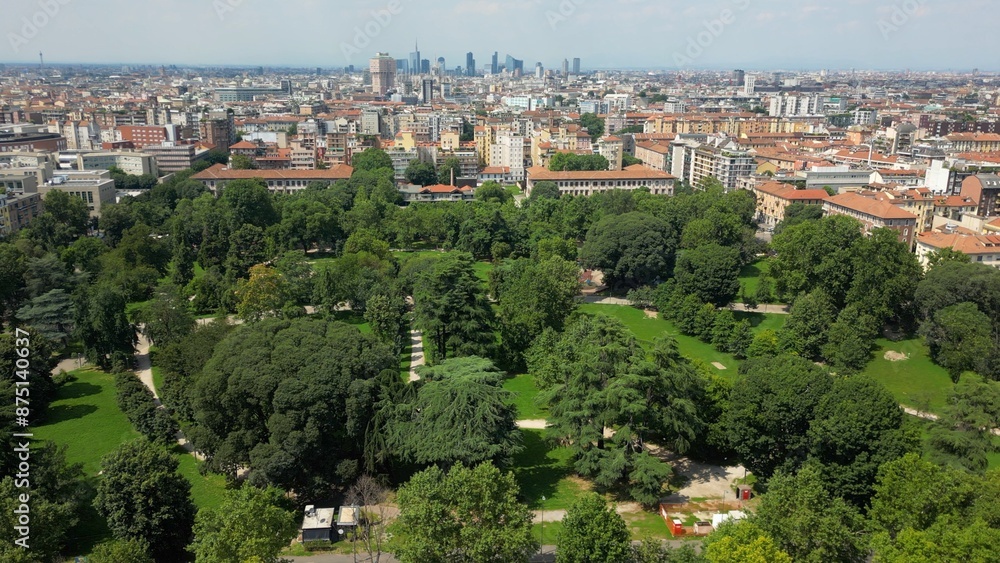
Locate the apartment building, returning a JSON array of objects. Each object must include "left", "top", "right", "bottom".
[
  {"left": 960, "top": 174, "right": 1000, "bottom": 218},
  {"left": 751, "top": 182, "right": 830, "bottom": 229},
  {"left": 0, "top": 191, "right": 43, "bottom": 236},
  {"left": 634, "top": 141, "right": 671, "bottom": 172},
  {"left": 823, "top": 192, "right": 918, "bottom": 248},
  {"left": 145, "top": 143, "right": 208, "bottom": 173},
  {"left": 915, "top": 231, "right": 1000, "bottom": 270}
]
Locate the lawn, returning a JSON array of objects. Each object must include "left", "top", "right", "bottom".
[
  {"left": 864, "top": 338, "right": 954, "bottom": 413},
  {"left": 34, "top": 369, "right": 140, "bottom": 477},
  {"left": 577, "top": 304, "right": 742, "bottom": 374},
  {"left": 330, "top": 310, "right": 371, "bottom": 334},
  {"left": 513, "top": 429, "right": 584, "bottom": 510},
  {"left": 151, "top": 365, "right": 165, "bottom": 396},
  {"left": 34, "top": 369, "right": 230, "bottom": 554},
  {"left": 504, "top": 374, "right": 549, "bottom": 420},
  {"left": 735, "top": 259, "right": 772, "bottom": 302}
]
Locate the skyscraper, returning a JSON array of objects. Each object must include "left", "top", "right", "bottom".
[
  {"left": 421, "top": 59, "right": 430, "bottom": 74},
  {"left": 369, "top": 52, "right": 396, "bottom": 97},
  {"left": 535, "top": 62, "right": 543, "bottom": 79},
  {"left": 466, "top": 52, "right": 476, "bottom": 76},
  {"left": 562, "top": 59, "right": 569, "bottom": 76},
  {"left": 436, "top": 57, "right": 446, "bottom": 77},
  {"left": 732, "top": 69, "right": 745, "bottom": 86},
  {"left": 572, "top": 57, "right": 581, "bottom": 74},
  {"left": 409, "top": 41, "right": 421, "bottom": 76},
  {"left": 743, "top": 74, "right": 756, "bottom": 95},
  {"left": 491, "top": 51, "right": 499, "bottom": 74}
]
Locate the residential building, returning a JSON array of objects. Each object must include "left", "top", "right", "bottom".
[
  {"left": 596, "top": 136, "right": 624, "bottom": 171},
  {"left": 798, "top": 165, "right": 873, "bottom": 192},
  {"left": 145, "top": 143, "right": 208, "bottom": 173},
  {"left": 0, "top": 191, "right": 43, "bottom": 236},
  {"left": 191, "top": 163, "right": 353, "bottom": 195},
  {"left": 961, "top": 174, "right": 1000, "bottom": 217},
  {"left": 634, "top": 141, "right": 671, "bottom": 172},
  {"left": 688, "top": 142, "right": 755, "bottom": 191},
  {"left": 478, "top": 166, "right": 512, "bottom": 185},
  {"left": 0, "top": 129, "right": 66, "bottom": 152},
  {"left": 751, "top": 181, "right": 830, "bottom": 229},
  {"left": 117, "top": 125, "right": 178, "bottom": 149},
  {"left": 370, "top": 53, "right": 396, "bottom": 97},
  {"left": 916, "top": 231, "right": 1000, "bottom": 270},
  {"left": 823, "top": 192, "right": 918, "bottom": 248},
  {"left": 199, "top": 111, "right": 236, "bottom": 152},
  {"left": 491, "top": 130, "right": 525, "bottom": 182},
  {"left": 947, "top": 133, "right": 1000, "bottom": 153},
  {"left": 525, "top": 165, "right": 676, "bottom": 197}
]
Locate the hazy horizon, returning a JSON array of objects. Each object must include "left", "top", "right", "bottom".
[{"left": 2, "top": 0, "right": 997, "bottom": 72}]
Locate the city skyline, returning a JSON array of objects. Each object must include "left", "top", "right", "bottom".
[{"left": 2, "top": 0, "right": 998, "bottom": 71}]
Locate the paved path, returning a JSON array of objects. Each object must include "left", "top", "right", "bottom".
[
  {"left": 407, "top": 329, "right": 424, "bottom": 382},
  {"left": 579, "top": 295, "right": 790, "bottom": 315},
  {"left": 50, "top": 356, "right": 86, "bottom": 375},
  {"left": 133, "top": 329, "right": 205, "bottom": 460},
  {"left": 287, "top": 541, "right": 698, "bottom": 562},
  {"left": 516, "top": 419, "right": 547, "bottom": 429}
]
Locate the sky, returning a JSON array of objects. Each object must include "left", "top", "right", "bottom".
[{"left": 2, "top": 0, "right": 996, "bottom": 71}]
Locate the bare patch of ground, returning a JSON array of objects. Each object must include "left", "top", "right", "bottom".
[{"left": 884, "top": 351, "right": 909, "bottom": 362}]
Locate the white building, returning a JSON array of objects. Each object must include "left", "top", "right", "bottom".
[
  {"left": 490, "top": 130, "right": 526, "bottom": 182},
  {"left": 76, "top": 151, "right": 158, "bottom": 176}
]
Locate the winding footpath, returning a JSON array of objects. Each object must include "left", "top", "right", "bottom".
[{"left": 134, "top": 330, "right": 205, "bottom": 460}]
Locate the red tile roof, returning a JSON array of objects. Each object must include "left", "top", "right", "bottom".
[
  {"left": 825, "top": 192, "right": 918, "bottom": 220},
  {"left": 192, "top": 163, "right": 353, "bottom": 181},
  {"left": 754, "top": 182, "right": 830, "bottom": 201}
]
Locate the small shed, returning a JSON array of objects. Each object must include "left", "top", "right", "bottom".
[
  {"left": 301, "top": 505, "right": 337, "bottom": 542},
  {"left": 336, "top": 505, "right": 359, "bottom": 538},
  {"left": 669, "top": 518, "right": 684, "bottom": 536},
  {"left": 737, "top": 484, "right": 753, "bottom": 501}
]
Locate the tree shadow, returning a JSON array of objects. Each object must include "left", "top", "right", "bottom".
[
  {"left": 44, "top": 404, "right": 98, "bottom": 423},
  {"left": 57, "top": 381, "right": 102, "bottom": 400},
  {"left": 733, "top": 311, "right": 766, "bottom": 328},
  {"left": 513, "top": 430, "right": 571, "bottom": 509}
]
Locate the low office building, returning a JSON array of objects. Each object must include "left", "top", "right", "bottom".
[
  {"left": 823, "top": 192, "right": 918, "bottom": 248},
  {"left": 525, "top": 164, "right": 676, "bottom": 197},
  {"left": 191, "top": 163, "right": 354, "bottom": 194},
  {"left": 751, "top": 181, "right": 830, "bottom": 229},
  {"left": 76, "top": 151, "right": 158, "bottom": 176},
  {"left": 399, "top": 183, "right": 475, "bottom": 203},
  {"left": 36, "top": 171, "right": 116, "bottom": 218}
]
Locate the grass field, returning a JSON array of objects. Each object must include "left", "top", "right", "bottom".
[
  {"left": 504, "top": 374, "right": 549, "bottom": 419},
  {"left": 578, "top": 304, "right": 741, "bottom": 374},
  {"left": 34, "top": 369, "right": 230, "bottom": 554},
  {"left": 864, "top": 338, "right": 954, "bottom": 413},
  {"left": 735, "top": 259, "right": 771, "bottom": 302},
  {"left": 513, "top": 429, "right": 584, "bottom": 510}
]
